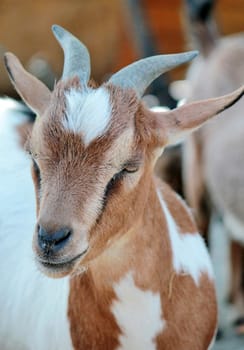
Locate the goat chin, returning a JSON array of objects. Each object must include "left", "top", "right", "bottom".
[{"left": 36, "top": 258, "right": 76, "bottom": 278}]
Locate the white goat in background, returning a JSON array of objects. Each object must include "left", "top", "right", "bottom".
[
  {"left": 181, "top": 0, "right": 244, "bottom": 332},
  {"left": 0, "top": 25, "right": 243, "bottom": 349}
]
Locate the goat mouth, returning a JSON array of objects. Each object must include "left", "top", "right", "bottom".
[{"left": 36, "top": 249, "right": 89, "bottom": 276}]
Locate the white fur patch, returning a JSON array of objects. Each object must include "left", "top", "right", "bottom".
[
  {"left": 111, "top": 272, "right": 165, "bottom": 350},
  {"left": 64, "top": 87, "right": 112, "bottom": 145},
  {"left": 0, "top": 98, "right": 73, "bottom": 350},
  {"left": 157, "top": 190, "right": 214, "bottom": 285},
  {"left": 224, "top": 212, "right": 244, "bottom": 244}
]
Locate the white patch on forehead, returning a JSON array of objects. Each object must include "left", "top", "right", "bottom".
[
  {"left": 111, "top": 272, "right": 165, "bottom": 350},
  {"left": 64, "top": 87, "right": 112, "bottom": 145},
  {"left": 157, "top": 190, "right": 214, "bottom": 285}
]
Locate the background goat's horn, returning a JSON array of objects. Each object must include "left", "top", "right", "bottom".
[
  {"left": 109, "top": 51, "right": 198, "bottom": 97},
  {"left": 52, "top": 24, "right": 91, "bottom": 84}
]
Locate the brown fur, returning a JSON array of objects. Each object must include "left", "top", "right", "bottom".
[
  {"left": 68, "top": 179, "right": 217, "bottom": 349},
  {"left": 5, "top": 48, "right": 244, "bottom": 348},
  {"left": 26, "top": 79, "right": 220, "bottom": 348},
  {"left": 68, "top": 272, "right": 121, "bottom": 349}
]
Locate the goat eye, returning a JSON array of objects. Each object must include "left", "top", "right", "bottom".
[
  {"left": 101, "top": 163, "right": 140, "bottom": 211},
  {"left": 105, "top": 165, "right": 138, "bottom": 194},
  {"left": 122, "top": 165, "right": 139, "bottom": 174}
]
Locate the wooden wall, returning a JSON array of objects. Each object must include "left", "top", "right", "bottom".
[{"left": 117, "top": 0, "right": 244, "bottom": 80}]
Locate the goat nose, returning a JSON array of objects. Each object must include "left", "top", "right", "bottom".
[{"left": 38, "top": 225, "right": 72, "bottom": 254}]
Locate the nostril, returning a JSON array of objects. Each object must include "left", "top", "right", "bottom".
[
  {"left": 37, "top": 225, "right": 72, "bottom": 253},
  {"left": 53, "top": 228, "right": 72, "bottom": 246}
]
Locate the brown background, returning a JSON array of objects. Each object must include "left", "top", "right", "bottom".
[{"left": 0, "top": 0, "right": 243, "bottom": 96}]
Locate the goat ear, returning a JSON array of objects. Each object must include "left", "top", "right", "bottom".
[
  {"left": 4, "top": 52, "right": 51, "bottom": 115},
  {"left": 153, "top": 85, "right": 244, "bottom": 146}
]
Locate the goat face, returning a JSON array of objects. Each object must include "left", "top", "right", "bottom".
[{"left": 27, "top": 80, "right": 153, "bottom": 277}]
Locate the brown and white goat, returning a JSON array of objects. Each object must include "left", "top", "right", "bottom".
[
  {"left": 2, "top": 25, "right": 244, "bottom": 349},
  {"left": 180, "top": 0, "right": 244, "bottom": 329}
]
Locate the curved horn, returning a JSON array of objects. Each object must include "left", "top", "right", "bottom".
[
  {"left": 109, "top": 51, "right": 198, "bottom": 97},
  {"left": 52, "top": 24, "right": 91, "bottom": 84}
]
